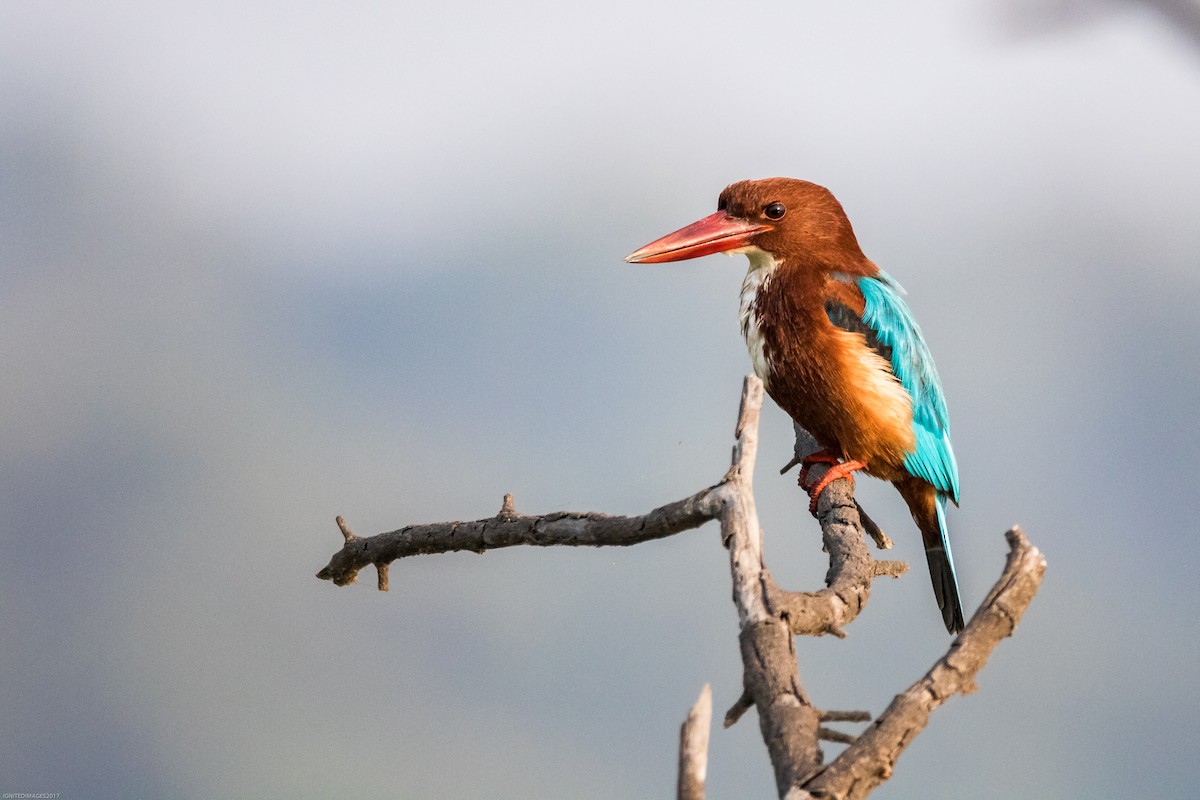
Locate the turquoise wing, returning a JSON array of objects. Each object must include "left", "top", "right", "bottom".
[{"left": 856, "top": 273, "right": 960, "bottom": 503}]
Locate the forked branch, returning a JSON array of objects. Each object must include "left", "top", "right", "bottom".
[{"left": 315, "top": 376, "right": 1045, "bottom": 799}]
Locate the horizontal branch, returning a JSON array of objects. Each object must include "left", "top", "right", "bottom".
[
  {"left": 316, "top": 389, "right": 905, "bottom": 645},
  {"left": 316, "top": 488, "right": 725, "bottom": 587}
]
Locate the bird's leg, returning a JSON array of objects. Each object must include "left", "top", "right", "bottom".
[
  {"left": 798, "top": 450, "right": 866, "bottom": 515},
  {"left": 797, "top": 450, "right": 840, "bottom": 492}
]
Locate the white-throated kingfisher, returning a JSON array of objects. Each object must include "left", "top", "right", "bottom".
[{"left": 627, "top": 178, "right": 964, "bottom": 633}]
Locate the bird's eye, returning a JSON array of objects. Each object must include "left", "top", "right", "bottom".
[{"left": 764, "top": 202, "right": 786, "bottom": 220}]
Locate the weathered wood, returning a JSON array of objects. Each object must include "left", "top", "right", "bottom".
[
  {"left": 764, "top": 424, "right": 906, "bottom": 638},
  {"left": 721, "top": 377, "right": 822, "bottom": 796},
  {"left": 316, "top": 488, "right": 724, "bottom": 587},
  {"left": 315, "top": 376, "right": 1046, "bottom": 799},
  {"left": 677, "top": 684, "right": 712, "bottom": 800},
  {"left": 802, "top": 527, "right": 1046, "bottom": 799}
]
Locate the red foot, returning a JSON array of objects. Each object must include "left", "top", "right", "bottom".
[
  {"left": 798, "top": 451, "right": 866, "bottom": 514},
  {"left": 797, "top": 450, "right": 840, "bottom": 492}
]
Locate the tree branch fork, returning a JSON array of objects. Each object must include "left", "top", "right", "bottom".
[{"left": 316, "top": 376, "right": 1045, "bottom": 799}]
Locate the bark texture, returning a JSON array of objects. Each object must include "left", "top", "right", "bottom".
[
  {"left": 316, "top": 375, "right": 1046, "bottom": 799},
  {"left": 678, "top": 684, "right": 713, "bottom": 800}
]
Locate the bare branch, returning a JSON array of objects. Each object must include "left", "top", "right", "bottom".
[
  {"left": 721, "top": 377, "right": 823, "bottom": 794},
  {"left": 819, "top": 710, "right": 872, "bottom": 723},
  {"left": 872, "top": 561, "right": 907, "bottom": 578},
  {"left": 316, "top": 488, "right": 724, "bottom": 586},
  {"left": 316, "top": 376, "right": 1046, "bottom": 800},
  {"left": 784, "top": 425, "right": 891, "bottom": 550},
  {"left": 677, "top": 684, "right": 713, "bottom": 800},
  {"left": 801, "top": 527, "right": 1047, "bottom": 799},
  {"left": 817, "top": 727, "right": 857, "bottom": 745},
  {"left": 853, "top": 501, "right": 892, "bottom": 550},
  {"left": 758, "top": 427, "right": 910, "bottom": 638},
  {"left": 723, "top": 689, "right": 754, "bottom": 729},
  {"left": 335, "top": 515, "right": 357, "bottom": 542},
  {"left": 316, "top": 385, "right": 903, "bottom": 645}
]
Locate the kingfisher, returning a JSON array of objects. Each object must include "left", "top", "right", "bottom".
[{"left": 627, "top": 178, "right": 964, "bottom": 633}]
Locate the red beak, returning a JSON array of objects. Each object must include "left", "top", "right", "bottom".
[{"left": 625, "top": 211, "right": 770, "bottom": 264}]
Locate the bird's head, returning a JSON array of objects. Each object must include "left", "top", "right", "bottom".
[{"left": 626, "top": 177, "right": 870, "bottom": 274}]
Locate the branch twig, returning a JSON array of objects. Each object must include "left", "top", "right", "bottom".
[{"left": 677, "top": 684, "right": 713, "bottom": 800}]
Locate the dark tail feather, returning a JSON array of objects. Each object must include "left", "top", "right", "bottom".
[
  {"left": 897, "top": 479, "right": 966, "bottom": 634},
  {"left": 924, "top": 497, "right": 965, "bottom": 634},
  {"left": 924, "top": 545, "right": 965, "bottom": 634}
]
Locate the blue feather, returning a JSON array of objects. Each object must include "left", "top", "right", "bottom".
[
  {"left": 935, "top": 494, "right": 958, "bottom": 583},
  {"left": 856, "top": 272, "right": 960, "bottom": 503}
]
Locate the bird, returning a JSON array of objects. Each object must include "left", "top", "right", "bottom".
[{"left": 626, "top": 178, "right": 964, "bottom": 633}]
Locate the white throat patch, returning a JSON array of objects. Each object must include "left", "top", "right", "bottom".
[{"left": 735, "top": 246, "right": 780, "bottom": 382}]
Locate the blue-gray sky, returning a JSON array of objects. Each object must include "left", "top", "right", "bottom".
[{"left": 3, "top": 1, "right": 1199, "bottom": 798}]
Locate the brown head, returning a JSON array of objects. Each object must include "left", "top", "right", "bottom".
[{"left": 626, "top": 177, "right": 874, "bottom": 276}]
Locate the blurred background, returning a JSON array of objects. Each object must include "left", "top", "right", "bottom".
[{"left": 3, "top": 1, "right": 1199, "bottom": 797}]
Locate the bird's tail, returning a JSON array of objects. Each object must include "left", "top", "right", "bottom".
[{"left": 923, "top": 493, "right": 965, "bottom": 634}]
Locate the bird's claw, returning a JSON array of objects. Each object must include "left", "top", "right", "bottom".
[{"left": 799, "top": 452, "right": 867, "bottom": 515}]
